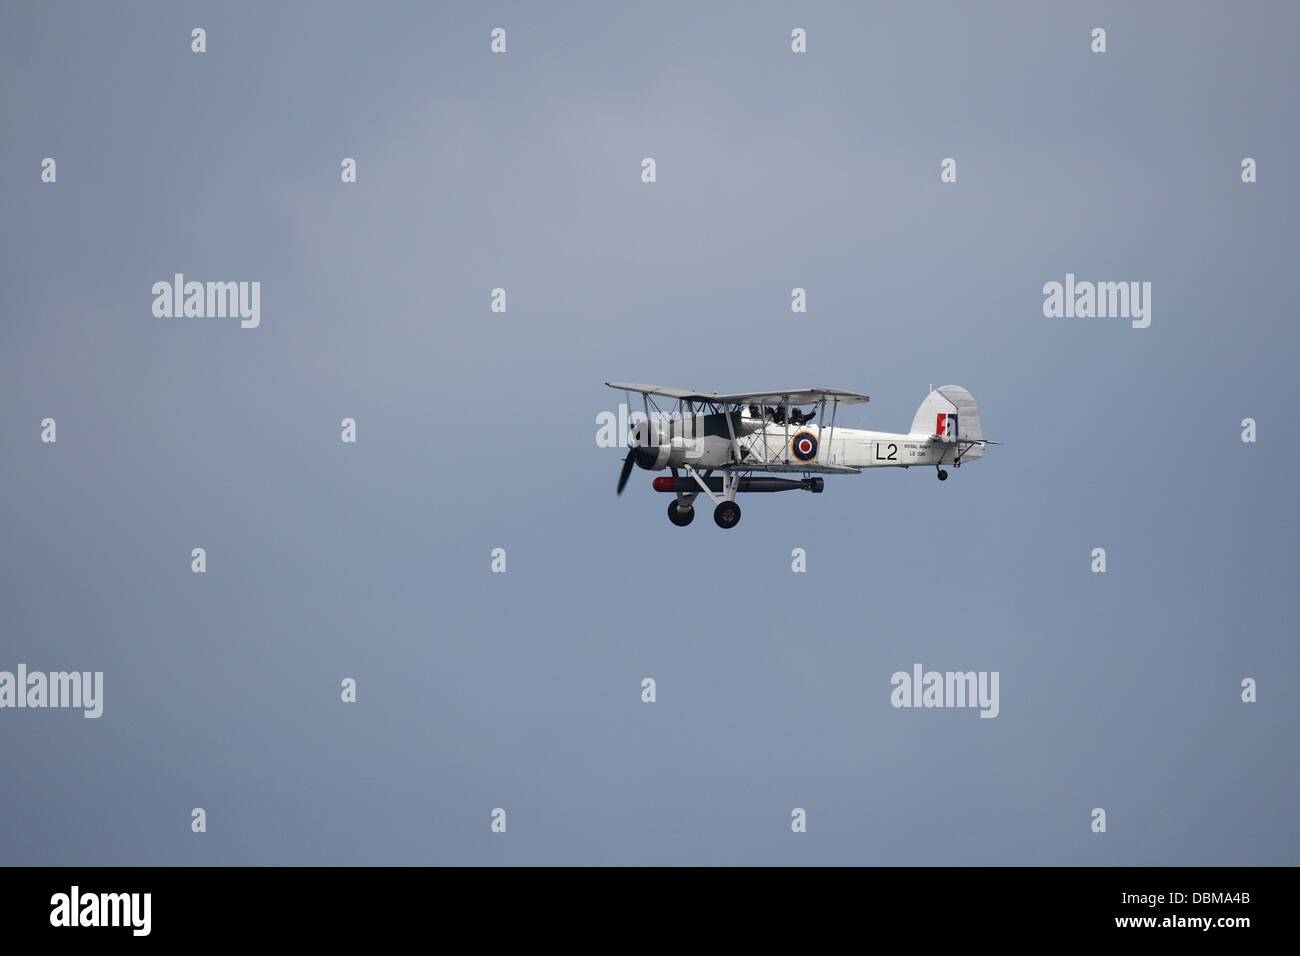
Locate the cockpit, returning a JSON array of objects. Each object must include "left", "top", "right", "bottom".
[{"left": 747, "top": 403, "right": 816, "bottom": 427}]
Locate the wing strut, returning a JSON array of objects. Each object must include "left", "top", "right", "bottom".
[
  {"left": 723, "top": 401, "right": 742, "bottom": 465},
  {"left": 783, "top": 396, "right": 790, "bottom": 464},
  {"left": 823, "top": 397, "right": 839, "bottom": 467}
]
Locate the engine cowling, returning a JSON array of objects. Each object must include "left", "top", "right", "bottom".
[
  {"left": 628, "top": 421, "right": 672, "bottom": 471},
  {"left": 635, "top": 444, "right": 671, "bottom": 471}
]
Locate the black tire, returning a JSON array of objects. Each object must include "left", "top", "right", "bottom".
[
  {"left": 667, "top": 500, "right": 694, "bottom": 527},
  {"left": 713, "top": 501, "right": 741, "bottom": 529},
  {"left": 937, "top": 469, "right": 948, "bottom": 481}
]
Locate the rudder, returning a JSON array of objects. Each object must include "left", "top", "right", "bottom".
[{"left": 909, "top": 386, "right": 985, "bottom": 460}]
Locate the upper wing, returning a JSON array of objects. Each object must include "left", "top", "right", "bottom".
[
  {"left": 604, "top": 382, "right": 702, "bottom": 402},
  {"left": 606, "top": 382, "right": 870, "bottom": 406}
]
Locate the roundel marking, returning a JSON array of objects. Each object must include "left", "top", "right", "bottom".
[{"left": 791, "top": 431, "right": 818, "bottom": 462}]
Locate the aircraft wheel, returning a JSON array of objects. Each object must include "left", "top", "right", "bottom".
[
  {"left": 713, "top": 501, "right": 741, "bottom": 529},
  {"left": 667, "top": 500, "right": 694, "bottom": 527},
  {"left": 937, "top": 469, "right": 948, "bottom": 481}
]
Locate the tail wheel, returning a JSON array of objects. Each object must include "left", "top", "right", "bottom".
[
  {"left": 667, "top": 500, "right": 694, "bottom": 527},
  {"left": 713, "top": 501, "right": 741, "bottom": 529}
]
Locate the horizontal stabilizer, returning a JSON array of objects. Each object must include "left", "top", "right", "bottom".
[{"left": 930, "top": 435, "right": 1001, "bottom": 445}]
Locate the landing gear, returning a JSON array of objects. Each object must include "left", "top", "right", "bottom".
[
  {"left": 936, "top": 468, "right": 948, "bottom": 481},
  {"left": 667, "top": 500, "right": 694, "bottom": 526},
  {"left": 713, "top": 500, "right": 741, "bottom": 529}
]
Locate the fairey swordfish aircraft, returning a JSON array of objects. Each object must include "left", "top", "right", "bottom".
[{"left": 608, "top": 382, "right": 997, "bottom": 529}]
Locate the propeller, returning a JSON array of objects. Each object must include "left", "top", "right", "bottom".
[
  {"left": 617, "top": 450, "right": 637, "bottom": 495},
  {"left": 616, "top": 420, "right": 661, "bottom": 495},
  {"left": 616, "top": 445, "right": 661, "bottom": 495}
]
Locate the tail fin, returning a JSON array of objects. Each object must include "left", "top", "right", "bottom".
[{"left": 910, "top": 385, "right": 986, "bottom": 461}]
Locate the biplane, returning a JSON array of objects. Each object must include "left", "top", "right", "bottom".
[{"left": 608, "top": 383, "right": 996, "bottom": 528}]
